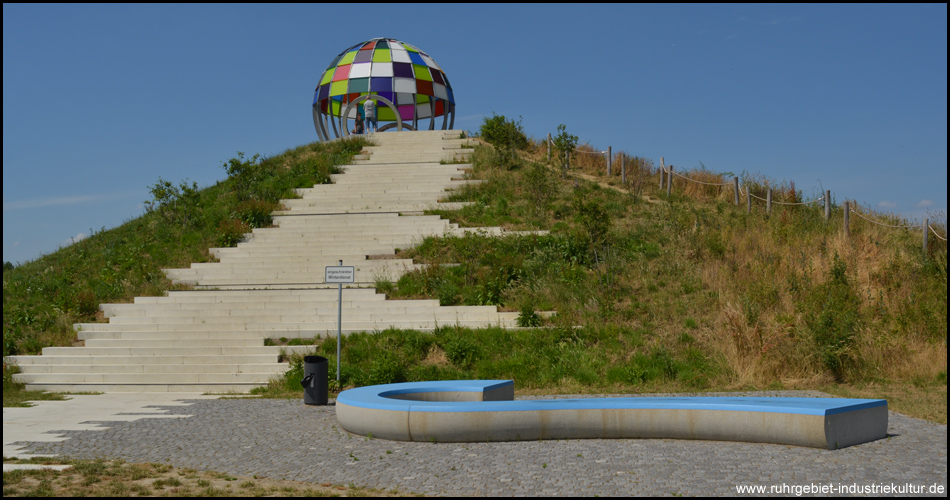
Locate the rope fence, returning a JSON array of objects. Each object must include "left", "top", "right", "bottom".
[
  {"left": 931, "top": 225, "right": 948, "bottom": 242},
  {"left": 545, "top": 134, "right": 947, "bottom": 257},
  {"left": 849, "top": 205, "right": 922, "bottom": 229}
]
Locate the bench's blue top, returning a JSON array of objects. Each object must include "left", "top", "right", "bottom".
[{"left": 336, "top": 380, "right": 886, "bottom": 416}]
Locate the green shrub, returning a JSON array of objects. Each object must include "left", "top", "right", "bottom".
[
  {"left": 216, "top": 219, "right": 249, "bottom": 247},
  {"left": 803, "top": 253, "right": 861, "bottom": 381},
  {"left": 442, "top": 335, "right": 481, "bottom": 368},
  {"left": 552, "top": 124, "right": 578, "bottom": 168},
  {"left": 236, "top": 199, "right": 277, "bottom": 228},
  {"left": 517, "top": 304, "right": 542, "bottom": 327},
  {"left": 479, "top": 112, "right": 528, "bottom": 151},
  {"left": 479, "top": 113, "right": 528, "bottom": 170},
  {"left": 364, "top": 350, "right": 405, "bottom": 385}
]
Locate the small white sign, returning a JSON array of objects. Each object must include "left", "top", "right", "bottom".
[{"left": 325, "top": 266, "right": 355, "bottom": 283}]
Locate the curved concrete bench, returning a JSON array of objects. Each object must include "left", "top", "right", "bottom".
[{"left": 335, "top": 380, "right": 887, "bottom": 449}]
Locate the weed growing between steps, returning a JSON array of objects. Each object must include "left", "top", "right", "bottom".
[
  {"left": 2, "top": 137, "right": 368, "bottom": 360},
  {"left": 2, "top": 363, "right": 66, "bottom": 407}
]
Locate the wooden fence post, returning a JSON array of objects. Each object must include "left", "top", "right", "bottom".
[
  {"left": 607, "top": 146, "right": 612, "bottom": 176},
  {"left": 660, "top": 157, "right": 665, "bottom": 190},
  {"left": 620, "top": 153, "right": 627, "bottom": 186},
  {"left": 923, "top": 217, "right": 929, "bottom": 257},
  {"left": 621, "top": 154, "right": 626, "bottom": 184},
  {"left": 667, "top": 165, "right": 674, "bottom": 197},
  {"left": 843, "top": 200, "right": 850, "bottom": 237},
  {"left": 825, "top": 190, "right": 831, "bottom": 221},
  {"left": 733, "top": 177, "right": 740, "bottom": 205},
  {"left": 767, "top": 188, "right": 772, "bottom": 216},
  {"left": 747, "top": 187, "right": 752, "bottom": 213}
]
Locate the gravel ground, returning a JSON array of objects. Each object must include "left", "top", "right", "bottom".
[{"left": 15, "top": 391, "right": 948, "bottom": 496}]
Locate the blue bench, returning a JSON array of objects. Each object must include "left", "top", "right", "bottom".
[{"left": 335, "top": 380, "right": 887, "bottom": 449}]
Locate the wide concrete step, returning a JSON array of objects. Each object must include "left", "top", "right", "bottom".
[
  {"left": 14, "top": 362, "right": 286, "bottom": 374},
  {"left": 102, "top": 296, "right": 503, "bottom": 310},
  {"left": 215, "top": 239, "right": 435, "bottom": 248},
  {"left": 123, "top": 296, "right": 389, "bottom": 308},
  {"left": 163, "top": 265, "right": 420, "bottom": 278},
  {"left": 40, "top": 346, "right": 289, "bottom": 356},
  {"left": 14, "top": 373, "right": 284, "bottom": 384},
  {"left": 100, "top": 313, "right": 515, "bottom": 325},
  {"left": 73, "top": 319, "right": 521, "bottom": 333},
  {"left": 77, "top": 330, "right": 267, "bottom": 341},
  {"left": 83, "top": 338, "right": 265, "bottom": 347},
  {"left": 131, "top": 289, "right": 387, "bottom": 302},
  {"left": 6, "top": 354, "right": 284, "bottom": 365},
  {"left": 243, "top": 228, "right": 457, "bottom": 237},
  {"left": 179, "top": 259, "right": 416, "bottom": 269},
  {"left": 272, "top": 202, "right": 473, "bottom": 215},
  {"left": 18, "top": 383, "right": 274, "bottom": 393}
]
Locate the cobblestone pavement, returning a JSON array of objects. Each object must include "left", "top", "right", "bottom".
[{"left": 14, "top": 391, "right": 948, "bottom": 496}]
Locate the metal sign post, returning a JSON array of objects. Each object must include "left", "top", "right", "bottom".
[{"left": 325, "top": 261, "right": 355, "bottom": 382}]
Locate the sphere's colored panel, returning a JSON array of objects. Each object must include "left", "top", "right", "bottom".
[
  {"left": 372, "top": 49, "right": 391, "bottom": 63},
  {"left": 348, "top": 78, "right": 369, "bottom": 93},
  {"left": 370, "top": 77, "right": 393, "bottom": 92},
  {"left": 392, "top": 49, "right": 412, "bottom": 63},
  {"left": 340, "top": 51, "right": 357, "bottom": 65},
  {"left": 378, "top": 107, "right": 397, "bottom": 121},
  {"left": 416, "top": 79, "right": 434, "bottom": 97},
  {"left": 371, "top": 62, "right": 394, "bottom": 78},
  {"left": 413, "top": 64, "right": 432, "bottom": 81},
  {"left": 329, "top": 80, "right": 347, "bottom": 97},
  {"left": 332, "top": 64, "right": 350, "bottom": 82},
  {"left": 393, "top": 78, "right": 416, "bottom": 94},
  {"left": 396, "top": 92, "right": 414, "bottom": 106},
  {"left": 350, "top": 63, "right": 371, "bottom": 79},
  {"left": 398, "top": 105, "right": 414, "bottom": 121},
  {"left": 392, "top": 62, "right": 414, "bottom": 79},
  {"left": 354, "top": 50, "right": 373, "bottom": 64},
  {"left": 408, "top": 51, "right": 426, "bottom": 66},
  {"left": 433, "top": 83, "right": 448, "bottom": 101},
  {"left": 422, "top": 54, "right": 440, "bottom": 70}
]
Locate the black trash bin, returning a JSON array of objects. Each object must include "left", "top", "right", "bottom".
[{"left": 301, "top": 355, "right": 328, "bottom": 405}]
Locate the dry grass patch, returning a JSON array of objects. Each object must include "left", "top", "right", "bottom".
[{"left": 2, "top": 458, "right": 418, "bottom": 497}]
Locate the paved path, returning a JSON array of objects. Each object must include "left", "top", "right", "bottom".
[{"left": 5, "top": 391, "right": 947, "bottom": 496}]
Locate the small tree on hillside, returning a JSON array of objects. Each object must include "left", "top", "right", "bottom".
[
  {"left": 480, "top": 112, "right": 528, "bottom": 170},
  {"left": 552, "top": 124, "right": 578, "bottom": 174}
]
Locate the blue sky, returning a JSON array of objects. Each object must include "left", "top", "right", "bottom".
[{"left": 3, "top": 4, "right": 947, "bottom": 265}]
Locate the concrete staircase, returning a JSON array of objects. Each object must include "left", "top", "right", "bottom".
[{"left": 9, "top": 130, "right": 539, "bottom": 393}]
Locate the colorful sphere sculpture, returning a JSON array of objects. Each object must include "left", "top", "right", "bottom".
[{"left": 312, "top": 37, "right": 456, "bottom": 140}]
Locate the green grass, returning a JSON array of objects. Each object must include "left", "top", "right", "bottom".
[
  {"left": 1, "top": 457, "right": 412, "bottom": 497},
  {"left": 3, "top": 137, "right": 368, "bottom": 359},
  {"left": 2, "top": 363, "right": 67, "bottom": 407},
  {"left": 3, "top": 123, "right": 946, "bottom": 424}
]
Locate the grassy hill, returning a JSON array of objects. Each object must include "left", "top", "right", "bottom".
[{"left": 3, "top": 122, "right": 946, "bottom": 422}]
